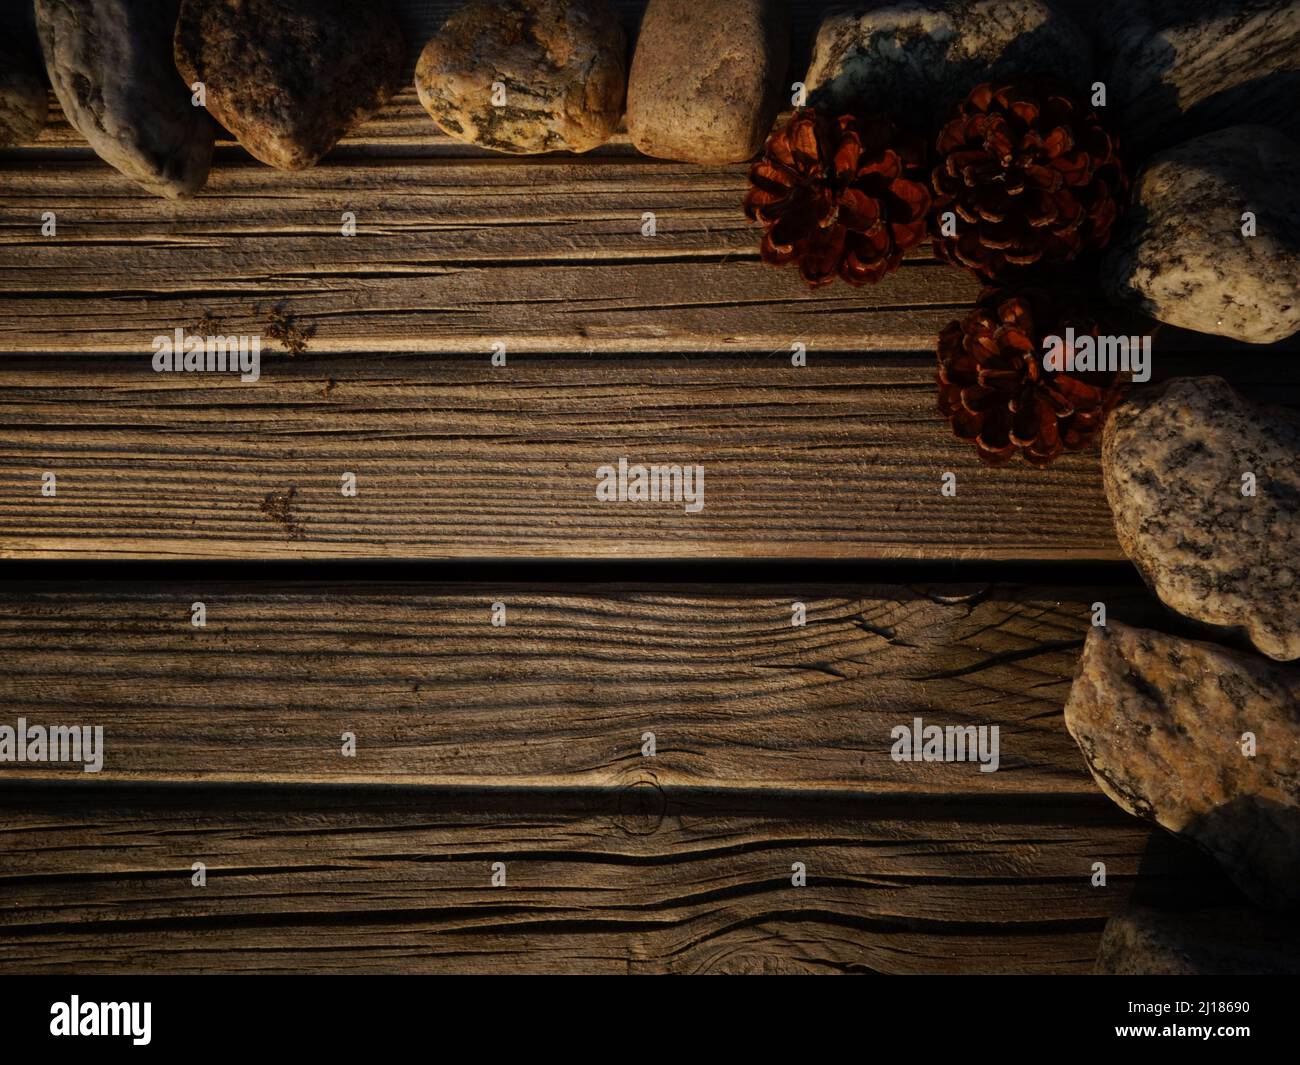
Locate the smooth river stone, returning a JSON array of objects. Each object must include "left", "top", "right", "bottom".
[
  {"left": 1097, "top": 906, "right": 1300, "bottom": 974},
  {"left": 415, "top": 0, "right": 626, "bottom": 154},
  {"left": 0, "top": 39, "right": 47, "bottom": 146},
  {"left": 35, "top": 0, "right": 214, "bottom": 198},
  {"left": 1065, "top": 622, "right": 1300, "bottom": 911},
  {"left": 1102, "top": 377, "right": 1300, "bottom": 661},
  {"left": 174, "top": 0, "right": 405, "bottom": 170},
  {"left": 804, "top": 0, "right": 1092, "bottom": 127},
  {"left": 1102, "top": 125, "right": 1300, "bottom": 343},
  {"left": 1100, "top": 0, "right": 1300, "bottom": 152},
  {"left": 626, "top": 0, "right": 789, "bottom": 164}
]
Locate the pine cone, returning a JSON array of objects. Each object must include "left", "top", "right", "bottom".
[
  {"left": 744, "top": 109, "right": 931, "bottom": 287},
  {"left": 931, "top": 80, "right": 1125, "bottom": 281},
  {"left": 937, "top": 288, "right": 1128, "bottom": 467}
]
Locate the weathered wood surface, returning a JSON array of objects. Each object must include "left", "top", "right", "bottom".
[
  {"left": 0, "top": 581, "right": 1166, "bottom": 792},
  {"left": 2, "top": 357, "right": 1296, "bottom": 561},
  {"left": 0, "top": 789, "right": 1225, "bottom": 974},
  {"left": 0, "top": 154, "right": 977, "bottom": 354},
  {"left": 0, "top": 0, "right": 1136, "bottom": 357}
]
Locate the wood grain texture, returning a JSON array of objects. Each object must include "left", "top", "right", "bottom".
[
  {"left": 0, "top": 580, "right": 1169, "bottom": 793},
  {"left": 0, "top": 154, "right": 976, "bottom": 354},
  {"left": 0, "top": 0, "right": 1105, "bottom": 357},
  {"left": 3, "top": 357, "right": 1297, "bottom": 562},
  {"left": 0, "top": 789, "right": 1228, "bottom": 974}
]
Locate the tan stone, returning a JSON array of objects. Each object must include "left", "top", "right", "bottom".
[
  {"left": 1065, "top": 622, "right": 1300, "bottom": 910},
  {"left": 626, "top": 0, "right": 789, "bottom": 164},
  {"left": 415, "top": 0, "right": 626, "bottom": 155},
  {"left": 1102, "top": 377, "right": 1300, "bottom": 661},
  {"left": 174, "top": 0, "right": 405, "bottom": 170}
]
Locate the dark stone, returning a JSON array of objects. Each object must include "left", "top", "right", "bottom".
[
  {"left": 174, "top": 0, "right": 405, "bottom": 170},
  {"left": 0, "top": 38, "right": 47, "bottom": 146},
  {"left": 1099, "top": 0, "right": 1300, "bottom": 154},
  {"left": 805, "top": 0, "right": 1092, "bottom": 128},
  {"left": 1097, "top": 905, "right": 1300, "bottom": 974}
]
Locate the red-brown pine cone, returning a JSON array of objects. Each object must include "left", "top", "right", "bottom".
[
  {"left": 744, "top": 108, "right": 932, "bottom": 287},
  {"left": 931, "top": 80, "right": 1126, "bottom": 281},
  {"left": 937, "top": 287, "right": 1128, "bottom": 467}
]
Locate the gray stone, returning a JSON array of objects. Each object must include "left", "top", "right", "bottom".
[
  {"left": 1100, "top": 0, "right": 1300, "bottom": 153},
  {"left": 35, "top": 0, "right": 214, "bottom": 198},
  {"left": 1097, "top": 906, "right": 1300, "bottom": 974},
  {"left": 1102, "top": 377, "right": 1300, "bottom": 661},
  {"left": 1065, "top": 621, "right": 1300, "bottom": 910},
  {"left": 0, "top": 40, "right": 47, "bottom": 147},
  {"left": 174, "top": 0, "right": 405, "bottom": 171},
  {"left": 415, "top": 0, "right": 626, "bottom": 155},
  {"left": 626, "top": 0, "right": 789, "bottom": 164},
  {"left": 1102, "top": 126, "right": 1300, "bottom": 343},
  {"left": 804, "top": 0, "right": 1092, "bottom": 127}
]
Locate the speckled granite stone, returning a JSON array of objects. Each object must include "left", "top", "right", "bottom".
[
  {"left": 35, "top": 0, "right": 214, "bottom": 197},
  {"left": 804, "top": 0, "right": 1091, "bottom": 126},
  {"left": 1065, "top": 621, "right": 1300, "bottom": 910},
  {"left": 0, "top": 39, "right": 47, "bottom": 146},
  {"left": 1097, "top": 906, "right": 1300, "bottom": 974},
  {"left": 1102, "top": 126, "right": 1300, "bottom": 343},
  {"left": 626, "top": 0, "right": 789, "bottom": 164},
  {"left": 1100, "top": 0, "right": 1300, "bottom": 152},
  {"left": 175, "top": 0, "right": 405, "bottom": 170},
  {"left": 1102, "top": 377, "right": 1300, "bottom": 661},
  {"left": 416, "top": 0, "right": 625, "bottom": 155}
]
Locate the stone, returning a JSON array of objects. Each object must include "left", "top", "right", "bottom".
[
  {"left": 0, "top": 40, "right": 47, "bottom": 147},
  {"left": 1099, "top": 0, "right": 1300, "bottom": 153},
  {"left": 625, "top": 0, "right": 789, "bottom": 164},
  {"left": 1102, "top": 377, "right": 1300, "bottom": 661},
  {"left": 415, "top": 0, "right": 626, "bottom": 155},
  {"left": 1101, "top": 126, "right": 1300, "bottom": 344},
  {"left": 804, "top": 0, "right": 1092, "bottom": 128},
  {"left": 1096, "top": 906, "right": 1300, "bottom": 974},
  {"left": 34, "top": 0, "right": 214, "bottom": 198},
  {"left": 174, "top": 0, "right": 405, "bottom": 170},
  {"left": 1065, "top": 621, "right": 1300, "bottom": 910}
]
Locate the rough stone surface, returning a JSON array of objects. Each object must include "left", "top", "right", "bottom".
[
  {"left": 626, "top": 0, "right": 789, "bottom": 164},
  {"left": 1102, "top": 377, "right": 1300, "bottom": 661},
  {"left": 0, "top": 39, "right": 47, "bottom": 147},
  {"left": 1096, "top": 906, "right": 1300, "bottom": 974},
  {"left": 417, "top": 0, "right": 625, "bottom": 155},
  {"left": 35, "top": 0, "right": 214, "bottom": 198},
  {"left": 1065, "top": 621, "right": 1300, "bottom": 910},
  {"left": 804, "top": 0, "right": 1092, "bottom": 127},
  {"left": 1102, "top": 126, "right": 1300, "bottom": 344},
  {"left": 1099, "top": 0, "right": 1300, "bottom": 153},
  {"left": 174, "top": 0, "right": 405, "bottom": 170}
]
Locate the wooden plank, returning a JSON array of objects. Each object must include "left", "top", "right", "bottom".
[
  {"left": 3, "top": 357, "right": 1297, "bottom": 561},
  {"left": 0, "top": 154, "right": 975, "bottom": 354},
  {"left": 0, "top": 789, "right": 1227, "bottom": 974},
  {"left": 0, "top": 580, "right": 1169, "bottom": 793}
]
